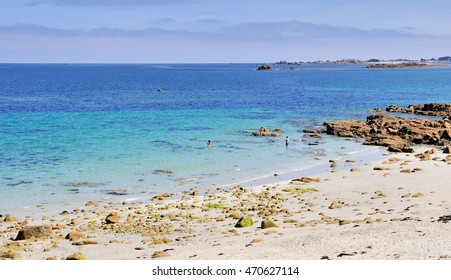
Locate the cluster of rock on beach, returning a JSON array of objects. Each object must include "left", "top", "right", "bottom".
[
  {"left": 1, "top": 103, "right": 451, "bottom": 260},
  {"left": 324, "top": 103, "right": 451, "bottom": 153}
]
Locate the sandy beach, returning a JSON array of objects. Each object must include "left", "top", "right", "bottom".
[{"left": 1, "top": 146, "right": 450, "bottom": 260}]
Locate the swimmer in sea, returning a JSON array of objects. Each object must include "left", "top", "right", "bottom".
[{"left": 207, "top": 140, "right": 211, "bottom": 148}]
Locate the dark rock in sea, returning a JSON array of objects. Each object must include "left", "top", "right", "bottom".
[
  {"left": 153, "top": 169, "right": 174, "bottom": 174},
  {"left": 102, "top": 189, "right": 128, "bottom": 196},
  {"left": 256, "top": 64, "right": 273, "bottom": 71},
  {"left": 64, "top": 182, "right": 105, "bottom": 188}
]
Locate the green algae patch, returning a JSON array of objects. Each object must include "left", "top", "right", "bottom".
[{"left": 282, "top": 187, "right": 317, "bottom": 195}]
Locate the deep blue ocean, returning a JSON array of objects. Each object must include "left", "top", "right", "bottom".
[{"left": 1, "top": 63, "right": 451, "bottom": 214}]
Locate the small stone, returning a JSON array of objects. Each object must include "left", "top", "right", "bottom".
[
  {"left": 373, "top": 167, "right": 390, "bottom": 171},
  {"left": 152, "top": 251, "right": 171, "bottom": 259},
  {"left": 261, "top": 220, "right": 278, "bottom": 229},
  {"left": 229, "top": 211, "right": 243, "bottom": 219},
  {"left": 4, "top": 214, "right": 19, "bottom": 222},
  {"left": 1, "top": 250, "right": 21, "bottom": 260},
  {"left": 250, "top": 238, "right": 263, "bottom": 244},
  {"left": 85, "top": 201, "right": 95, "bottom": 206},
  {"left": 16, "top": 225, "right": 52, "bottom": 240},
  {"left": 328, "top": 201, "right": 343, "bottom": 209},
  {"left": 105, "top": 212, "right": 120, "bottom": 224},
  {"left": 234, "top": 217, "right": 254, "bottom": 228},
  {"left": 66, "top": 252, "right": 86, "bottom": 260}
]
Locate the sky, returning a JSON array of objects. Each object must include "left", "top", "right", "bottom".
[{"left": 0, "top": 0, "right": 450, "bottom": 63}]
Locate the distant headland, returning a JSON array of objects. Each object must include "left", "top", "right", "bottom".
[{"left": 255, "top": 56, "right": 451, "bottom": 70}]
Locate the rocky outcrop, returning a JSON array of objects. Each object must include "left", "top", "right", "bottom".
[
  {"left": 386, "top": 103, "right": 451, "bottom": 117},
  {"left": 256, "top": 64, "right": 272, "bottom": 70},
  {"left": 324, "top": 113, "right": 451, "bottom": 152},
  {"left": 251, "top": 127, "right": 281, "bottom": 137}
]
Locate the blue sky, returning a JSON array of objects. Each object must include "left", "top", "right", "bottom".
[{"left": 1, "top": 0, "right": 450, "bottom": 62}]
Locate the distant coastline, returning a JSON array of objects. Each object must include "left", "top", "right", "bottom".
[{"left": 271, "top": 56, "right": 451, "bottom": 69}]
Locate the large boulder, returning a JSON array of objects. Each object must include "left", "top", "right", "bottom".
[{"left": 16, "top": 225, "right": 52, "bottom": 240}]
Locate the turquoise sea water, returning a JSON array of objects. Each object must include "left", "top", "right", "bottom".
[{"left": 1, "top": 63, "right": 451, "bottom": 214}]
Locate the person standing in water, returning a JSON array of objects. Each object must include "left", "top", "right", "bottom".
[
  {"left": 285, "top": 136, "right": 289, "bottom": 147},
  {"left": 207, "top": 140, "right": 212, "bottom": 148}
]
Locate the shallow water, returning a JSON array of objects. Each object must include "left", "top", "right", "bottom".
[{"left": 1, "top": 63, "right": 451, "bottom": 213}]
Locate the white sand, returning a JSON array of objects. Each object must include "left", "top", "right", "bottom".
[{"left": 1, "top": 148, "right": 450, "bottom": 260}]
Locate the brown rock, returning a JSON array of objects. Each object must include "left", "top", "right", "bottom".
[
  {"left": 152, "top": 251, "right": 171, "bottom": 259},
  {"left": 261, "top": 220, "right": 278, "bottom": 229},
  {"left": 105, "top": 212, "right": 120, "bottom": 224},
  {"left": 325, "top": 112, "right": 451, "bottom": 151},
  {"left": 291, "top": 177, "right": 320, "bottom": 183},
  {"left": 16, "top": 225, "right": 52, "bottom": 240},
  {"left": 1, "top": 250, "right": 21, "bottom": 260},
  {"left": 412, "top": 192, "right": 424, "bottom": 198},
  {"left": 4, "top": 214, "right": 18, "bottom": 222},
  {"left": 328, "top": 201, "right": 343, "bottom": 209},
  {"left": 251, "top": 127, "right": 281, "bottom": 137}
]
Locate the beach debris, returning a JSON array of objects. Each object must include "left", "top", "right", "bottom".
[
  {"left": 15, "top": 225, "right": 52, "bottom": 240},
  {"left": 105, "top": 212, "right": 120, "bottom": 224},
  {"left": 261, "top": 220, "right": 278, "bottom": 229},
  {"left": 66, "top": 252, "right": 86, "bottom": 260},
  {"left": 234, "top": 217, "right": 254, "bottom": 228}
]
